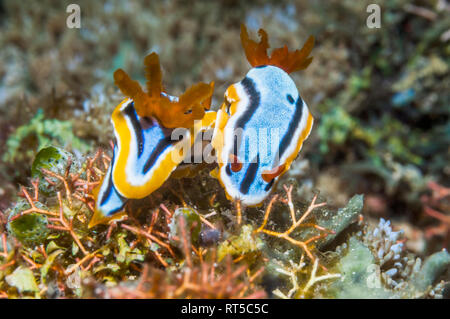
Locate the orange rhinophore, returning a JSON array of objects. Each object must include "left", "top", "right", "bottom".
[
  {"left": 114, "top": 52, "right": 214, "bottom": 128},
  {"left": 240, "top": 24, "right": 314, "bottom": 74}
]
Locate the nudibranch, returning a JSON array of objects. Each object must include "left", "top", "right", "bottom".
[
  {"left": 211, "top": 25, "right": 315, "bottom": 206},
  {"left": 90, "top": 145, "right": 128, "bottom": 226},
  {"left": 89, "top": 53, "right": 216, "bottom": 227}
]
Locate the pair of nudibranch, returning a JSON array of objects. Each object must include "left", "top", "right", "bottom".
[{"left": 89, "top": 25, "right": 315, "bottom": 227}]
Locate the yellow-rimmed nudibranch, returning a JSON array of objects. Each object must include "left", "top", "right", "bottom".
[
  {"left": 211, "top": 24, "right": 315, "bottom": 206},
  {"left": 89, "top": 53, "right": 216, "bottom": 227}
]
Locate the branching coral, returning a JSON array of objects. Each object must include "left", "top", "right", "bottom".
[
  {"left": 0, "top": 147, "right": 269, "bottom": 298},
  {"left": 254, "top": 185, "right": 333, "bottom": 263},
  {"left": 0, "top": 148, "right": 115, "bottom": 297},
  {"left": 421, "top": 181, "right": 450, "bottom": 249},
  {"left": 272, "top": 255, "right": 340, "bottom": 299},
  {"left": 87, "top": 214, "right": 266, "bottom": 299},
  {"left": 90, "top": 256, "right": 265, "bottom": 299},
  {"left": 0, "top": 145, "right": 448, "bottom": 299}
]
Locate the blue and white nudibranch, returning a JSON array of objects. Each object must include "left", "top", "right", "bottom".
[
  {"left": 211, "top": 24, "right": 315, "bottom": 206},
  {"left": 89, "top": 53, "right": 215, "bottom": 227},
  {"left": 91, "top": 143, "right": 128, "bottom": 226}
]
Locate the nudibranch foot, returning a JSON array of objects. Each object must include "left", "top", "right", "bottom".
[{"left": 89, "top": 152, "right": 128, "bottom": 228}]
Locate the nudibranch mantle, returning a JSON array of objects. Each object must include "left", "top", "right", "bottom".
[
  {"left": 89, "top": 51, "right": 216, "bottom": 227},
  {"left": 90, "top": 145, "right": 128, "bottom": 227},
  {"left": 211, "top": 25, "right": 315, "bottom": 206},
  {"left": 90, "top": 97, "right": 216, "bottom": 227},
  {"left": 111, "top": 97, "right": 191, "bottom": 199},
  {"left": 212, "top": 66, "right": 313, "bottom": 206}
]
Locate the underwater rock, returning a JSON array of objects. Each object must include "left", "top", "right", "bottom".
[
  {"left": 6, "top": 198, "right": 50, "bottom": 246},
  {"left": 317, "top": 194, "right": 364, "bottom": 249},
  {"left": 411, "top": 250, "right": 450, "bottom": 292},
  {"left": 199, "top": 228, "right": 221, "bottom": 247},
  {"left": 31, "top": 146, "right": 82, "bottom": 194},
  {"left": 5, "top": 266, "right": 39, "bottom": 294},
  {"left": 327, "top": 219, "right": 449, "bottom": 299},
  {"left": 169, "top": 207, "right": 202, "bottom": 247},
  {"left": 327, "top": 237, "right": 392, "bottom": 298}
]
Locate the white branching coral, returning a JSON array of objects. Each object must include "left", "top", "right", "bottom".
[{"left": 272, "top": 255, "right": 340, "bottom": 299}]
